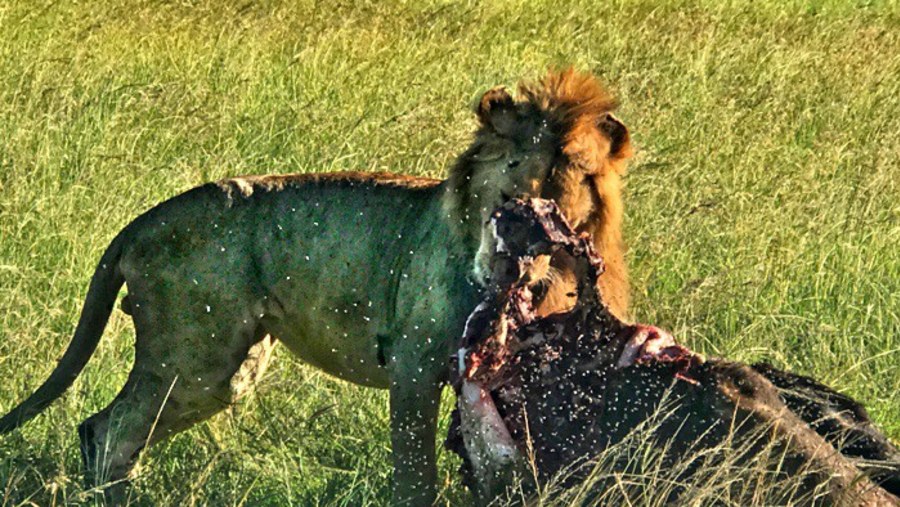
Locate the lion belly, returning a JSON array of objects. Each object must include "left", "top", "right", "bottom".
[{"left": 264, "top": 310, "right": 391, "bottom": 388}]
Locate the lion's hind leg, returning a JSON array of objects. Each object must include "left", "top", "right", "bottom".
[
  {"left": 78, "top": 303, "right": 268, "bottom": 502},
  {"left": 229, "top": 334, "right": 277, "bottom": 404}
]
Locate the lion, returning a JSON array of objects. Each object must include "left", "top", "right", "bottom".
[{"left": 0, "top": 68, "right": 633, "bottom": 505}]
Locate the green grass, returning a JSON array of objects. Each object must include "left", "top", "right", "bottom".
[{"left": 1, "top": 0, "right": 898, "bottom": 504}]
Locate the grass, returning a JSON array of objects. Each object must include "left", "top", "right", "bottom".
[{"left": 0, "top": 0, "right": 898, "bottom": 504}]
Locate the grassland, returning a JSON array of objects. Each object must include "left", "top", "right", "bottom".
[{"left": 1, "top": 0, "right": 898, "bottom": 504}]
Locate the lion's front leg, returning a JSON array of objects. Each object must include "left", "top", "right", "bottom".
[{"left": 388, "top": 364, "right": 443, "bottom": 506}]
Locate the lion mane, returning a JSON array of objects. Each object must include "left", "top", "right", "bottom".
[{"left": 446, "top": 68, "right": 633, "bottom": 318}]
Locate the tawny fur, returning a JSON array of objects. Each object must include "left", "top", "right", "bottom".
[{"left": 0, "top": 68, "right": 634, "bottom": 505}]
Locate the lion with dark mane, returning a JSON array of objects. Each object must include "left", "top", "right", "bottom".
[{"left": 0, "top": 68, "right": 632, "bottom": 505}]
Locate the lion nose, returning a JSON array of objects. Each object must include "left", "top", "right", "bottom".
[{"left": 508, "top": 180, "right": 541, "bottom": 200}]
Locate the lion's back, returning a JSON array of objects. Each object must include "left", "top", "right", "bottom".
[{"left": 116, "top": 171, "right": 447, "bottom": 294}]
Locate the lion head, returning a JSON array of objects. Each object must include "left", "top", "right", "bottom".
[{"left": 444, "top": 68, "right": 633, "bottom": 317}]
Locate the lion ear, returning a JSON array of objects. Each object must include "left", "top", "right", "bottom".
[
  {"left": 476, "top": 86, "right": 516, "bottom": 135},
  {"left": 599, "top": 113, "right": 632, "bottom": 160}
]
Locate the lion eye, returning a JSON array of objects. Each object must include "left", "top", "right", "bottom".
[{"left": 507, "top": 159, "right": 521, "bottom": 168}]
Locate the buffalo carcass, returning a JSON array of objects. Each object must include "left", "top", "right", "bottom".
[{"left": 446, "top": 198, "right": 899, "bottom": 506}]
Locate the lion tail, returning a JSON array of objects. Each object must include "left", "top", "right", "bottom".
[{"left": 0, "top": 230, "right": 127, "bottom": 434}]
